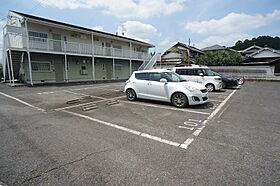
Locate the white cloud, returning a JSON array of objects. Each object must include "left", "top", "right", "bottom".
[
  {"left": 92, "top": 26, "right": 104, "bottom": 31},
  {"left": 184, "top": 9, "right": 280, "bottom": 48},
  {"left": 185, "top": 9, "right": 280, "bottom": 35},
  {"left": 40, "top": 0, "right": 185, "bottom": 19},
  {"left": 196, "top": 33, "right": 252, "bottom": 49},
  {"left": 158, "top": 37, "right": 176, "bottom": 47},
  {"left": 117, "top": 21, "right": 157, "bottom": 42}
]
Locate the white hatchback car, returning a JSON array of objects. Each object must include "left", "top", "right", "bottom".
[{"left": 124, "top": 69, "right": 208, "bottom": 108}]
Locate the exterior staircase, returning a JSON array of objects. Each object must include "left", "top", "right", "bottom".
[
  {"left": 5, "top": 51, "right": 24, "bottom": 82},
  {"left": 138, "top": 53, "right": 161, "bottom": 70}
]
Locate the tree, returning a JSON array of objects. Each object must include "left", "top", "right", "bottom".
[
  {"left": 196, "top": 51, "right": 242, "bottom": 66},
  {"left": 232, "top": 36, "right": 280, "bottom": 50}
]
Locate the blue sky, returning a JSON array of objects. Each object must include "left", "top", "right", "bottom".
[{"left": 0, "top": 0, "right": 280, "bottom": 54}]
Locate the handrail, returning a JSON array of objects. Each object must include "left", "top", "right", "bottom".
[{"left": 4, "top": 33, "right": 150, "bottom": 60}]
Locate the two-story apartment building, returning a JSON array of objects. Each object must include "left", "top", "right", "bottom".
[{"left": 2, "top": 11, "right": 154, "bottom": 85}]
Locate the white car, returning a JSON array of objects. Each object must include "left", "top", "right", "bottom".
[
  {"left": 173, "top": 66, "right": 222, "bottom": 92},
  {"left": 124, "top": 69, "right": 208, "bottom": 108}
]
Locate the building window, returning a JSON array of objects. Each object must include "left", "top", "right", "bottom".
[
  {"left": 31, "top": 62, "right": 51, "bottom": 72},
  {"left": 29, "top": 31, "right": 48, "bottom": 42}
]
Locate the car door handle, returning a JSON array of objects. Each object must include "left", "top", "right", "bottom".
[{"left": 147, "top": 82, "right": 152, "bottom": 85}]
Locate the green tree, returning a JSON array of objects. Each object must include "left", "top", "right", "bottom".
[
  {"left": 232, "top": 36, "right": 280, "bottom": 50},
  {"left": 196, "top": 51, "right": 242, "bottom": 66}
]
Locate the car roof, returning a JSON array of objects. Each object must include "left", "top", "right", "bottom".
[
  {"left": 173, "top": 66, "right": 209, "bottom": 69},
  {"left": 133, "top": 69, "right": 172, "bottom": 73}
]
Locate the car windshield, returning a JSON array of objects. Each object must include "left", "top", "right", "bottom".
[
  {"left": 203, "top": 69, "right": 216, "bottom": 76},
  {"left": 161, "top": 71, "right": 186, "bottom": 82}
]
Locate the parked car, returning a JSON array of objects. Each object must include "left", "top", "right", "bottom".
[
  {"left": 172, "top": 66, "right": 222, "bottom": 92},
  {"left": 212, "top": 71, "right": 242, "bottom": 88},
  {"left": 124, "top": 69, "right": 208, "bottom": 108}
]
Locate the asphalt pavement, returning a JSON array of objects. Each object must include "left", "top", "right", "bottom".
[{"left": 0, "top": 81, "right": 279, "bottom": 185}]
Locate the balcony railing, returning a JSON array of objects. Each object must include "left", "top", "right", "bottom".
[{"left": 5, "top": 33, "right": 151, "bottom": 60}]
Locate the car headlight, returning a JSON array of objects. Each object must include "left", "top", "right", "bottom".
[
  {"left": 214, "top": 78, "right": 221, "bottom": 81},
  {"left": 185, "top": 86, "right": 197, "bottom": 92}
]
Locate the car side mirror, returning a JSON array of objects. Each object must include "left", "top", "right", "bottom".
[
  {"left": 160, "top": 78, "right": 167, "bottom": 83},
  {"left": 199, "top": 73, "right": 204, "bottom": 76}
]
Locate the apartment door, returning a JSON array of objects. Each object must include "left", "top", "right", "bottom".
[
  {"left": 101, "top": 63, "right": 107, "bottom": 79},
  {"left": 54, "top": 61, "right": 64, "bottom": 82},
  {"left": 52, "top": 33, "right": 62, "bottom": 52}
]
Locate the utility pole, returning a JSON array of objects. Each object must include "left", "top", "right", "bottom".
[{"left": 188, "top": 38, "right": 191, "bottom": 66}]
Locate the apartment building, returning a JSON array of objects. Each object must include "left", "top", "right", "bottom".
[{"left": 2, "top": 11, "right": 154, "bottom": 85}]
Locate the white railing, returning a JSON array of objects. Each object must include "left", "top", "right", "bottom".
[{"left": 4, "top": 33, "right": 150, "bottom": 60}]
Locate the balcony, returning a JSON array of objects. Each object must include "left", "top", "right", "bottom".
[{"left": 4, "top": 32, "right": 151, "bottom": 61}]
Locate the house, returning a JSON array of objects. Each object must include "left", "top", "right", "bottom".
[
  {"left": 201, "top": 44, "right": 236, "bottom": 52},
  {"left": 2, "top": 10, "right": 154, "bottom": 85},
  {"left": 240, "top": 45, "right": 280, "bottom": 75},
  {"left": 159, "top": 42, "right": 204, "bottom": 68}
]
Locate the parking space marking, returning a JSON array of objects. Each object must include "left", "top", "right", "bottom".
[
  {"left": 35, "top": 83, "right": 124, "bottom": 95},
  {"left": 95, "top": 87, "right": 123, "bottom": 92},
  {"left": 209, "top": 99, "right": 223, "bottom": 102},
  {"left": 69, "top": 84, "right": 123, "bottom": 92},
  {"left": 120, "top": 100, "right": 210, "bottom": 115},
  {"left": 0, "top": 92, "right": 46, "bottom": 113},
  {"left": 180, "top": 86, "right": 240, "bottom": 149},
  {"left": 179, "top": 138, "right": 194, "bottom": 149},
  {"left": 37, "top": 91, "right": 54, "bottom": 95},
  {"left": 63, "top": 90, "right": 107, "bottom": 100},
  {"left": 54, "top": 95, "right": 126, "bottom": 111},
  {"left": 62, "top": 110, "right": 182, "bottom": 148}
]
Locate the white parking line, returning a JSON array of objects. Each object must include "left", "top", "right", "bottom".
[
  {"left": 180, "top": 86, "right": 240, "bottom": 149},
  {"left": 62, "top": 110, "right": 182, "bottom": 148},
  {"left": 120, "top": 100, "right": 210, "bottom": 116},
  {"left": 209, "top": 99, "right": 223, "bottom": 102},
  {"left": 54, "top": 95, "right": 126, "bottom": 111},
  {"left": 63, "top": 90, "right": 107, "bottom": 100},
  {"left": 0, "top": 92, "right": 46, "bottom": 113}
]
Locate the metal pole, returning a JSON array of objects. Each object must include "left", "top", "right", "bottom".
[
  {"left": 8, "top": 49, "right": 15, "bottom": 85},
  {"left": 91, "top": 32, "right": 95, "bottom": 80},
  {"left": 64, "top": 54, "right": 68, "bottom": 82},
  {"left": 6, "top": 51, "right": 11, "bottom": 84},
  {"left": 2, "top": 29, "right": 6, "bottom": 81},
  {"left": 3, "top": 50, "right": 6, "bottom": 81},
  {"left": 25, "top": 19, "right": 33, "bottom": 85},
  {"left": 63, "top": 41, "right": 68, "bottom": 82},
  {"left": 129, "top": 41, "right": 132, "bottom": 75},
  {"left": 188, "top": 38, "right": 190, "bottom": 66}
]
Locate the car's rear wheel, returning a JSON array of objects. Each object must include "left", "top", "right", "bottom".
[
  {"left": 206, "top": 83, "right": 215, "bottom": 92},
  {"left": 126, "top": 89, "right": 137, "bottom": 101},
  {"left": 171, "top": 92, "right": 188, "bottom": 108}
]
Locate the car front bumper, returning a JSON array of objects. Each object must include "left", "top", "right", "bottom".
[{"left": 187, "top": 92, "right": 209, "bottom": 105}]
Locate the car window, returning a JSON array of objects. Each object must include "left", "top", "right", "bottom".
[
  {"left": 135, "top": 73, "right": 148, "bottom": 80},
  {"left": 161, "top": 71, "right": 185, "bottom": 82},
  {"left": 176, "top": 68, "right": 197, "bottom": 75},
  {"left": 203, "top": 69, "right": 215, "bottom": 76},
  {"left": 148, "top": 73, "right": 162, "bottom": 81}
]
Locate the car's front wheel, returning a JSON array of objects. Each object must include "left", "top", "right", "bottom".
[
  {"left": 126, "top": 89, "right": 137, "bottom": 101},
  {"left": 206, "top": 83, "right": 215, "bottom": 92},
  {"left": 171, "top": 92, "right": 188, "bottom": 108}
]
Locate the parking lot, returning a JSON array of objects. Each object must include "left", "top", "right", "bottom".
[{"left": 0, "top": 81, "right": 279, "bottom": 185}]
